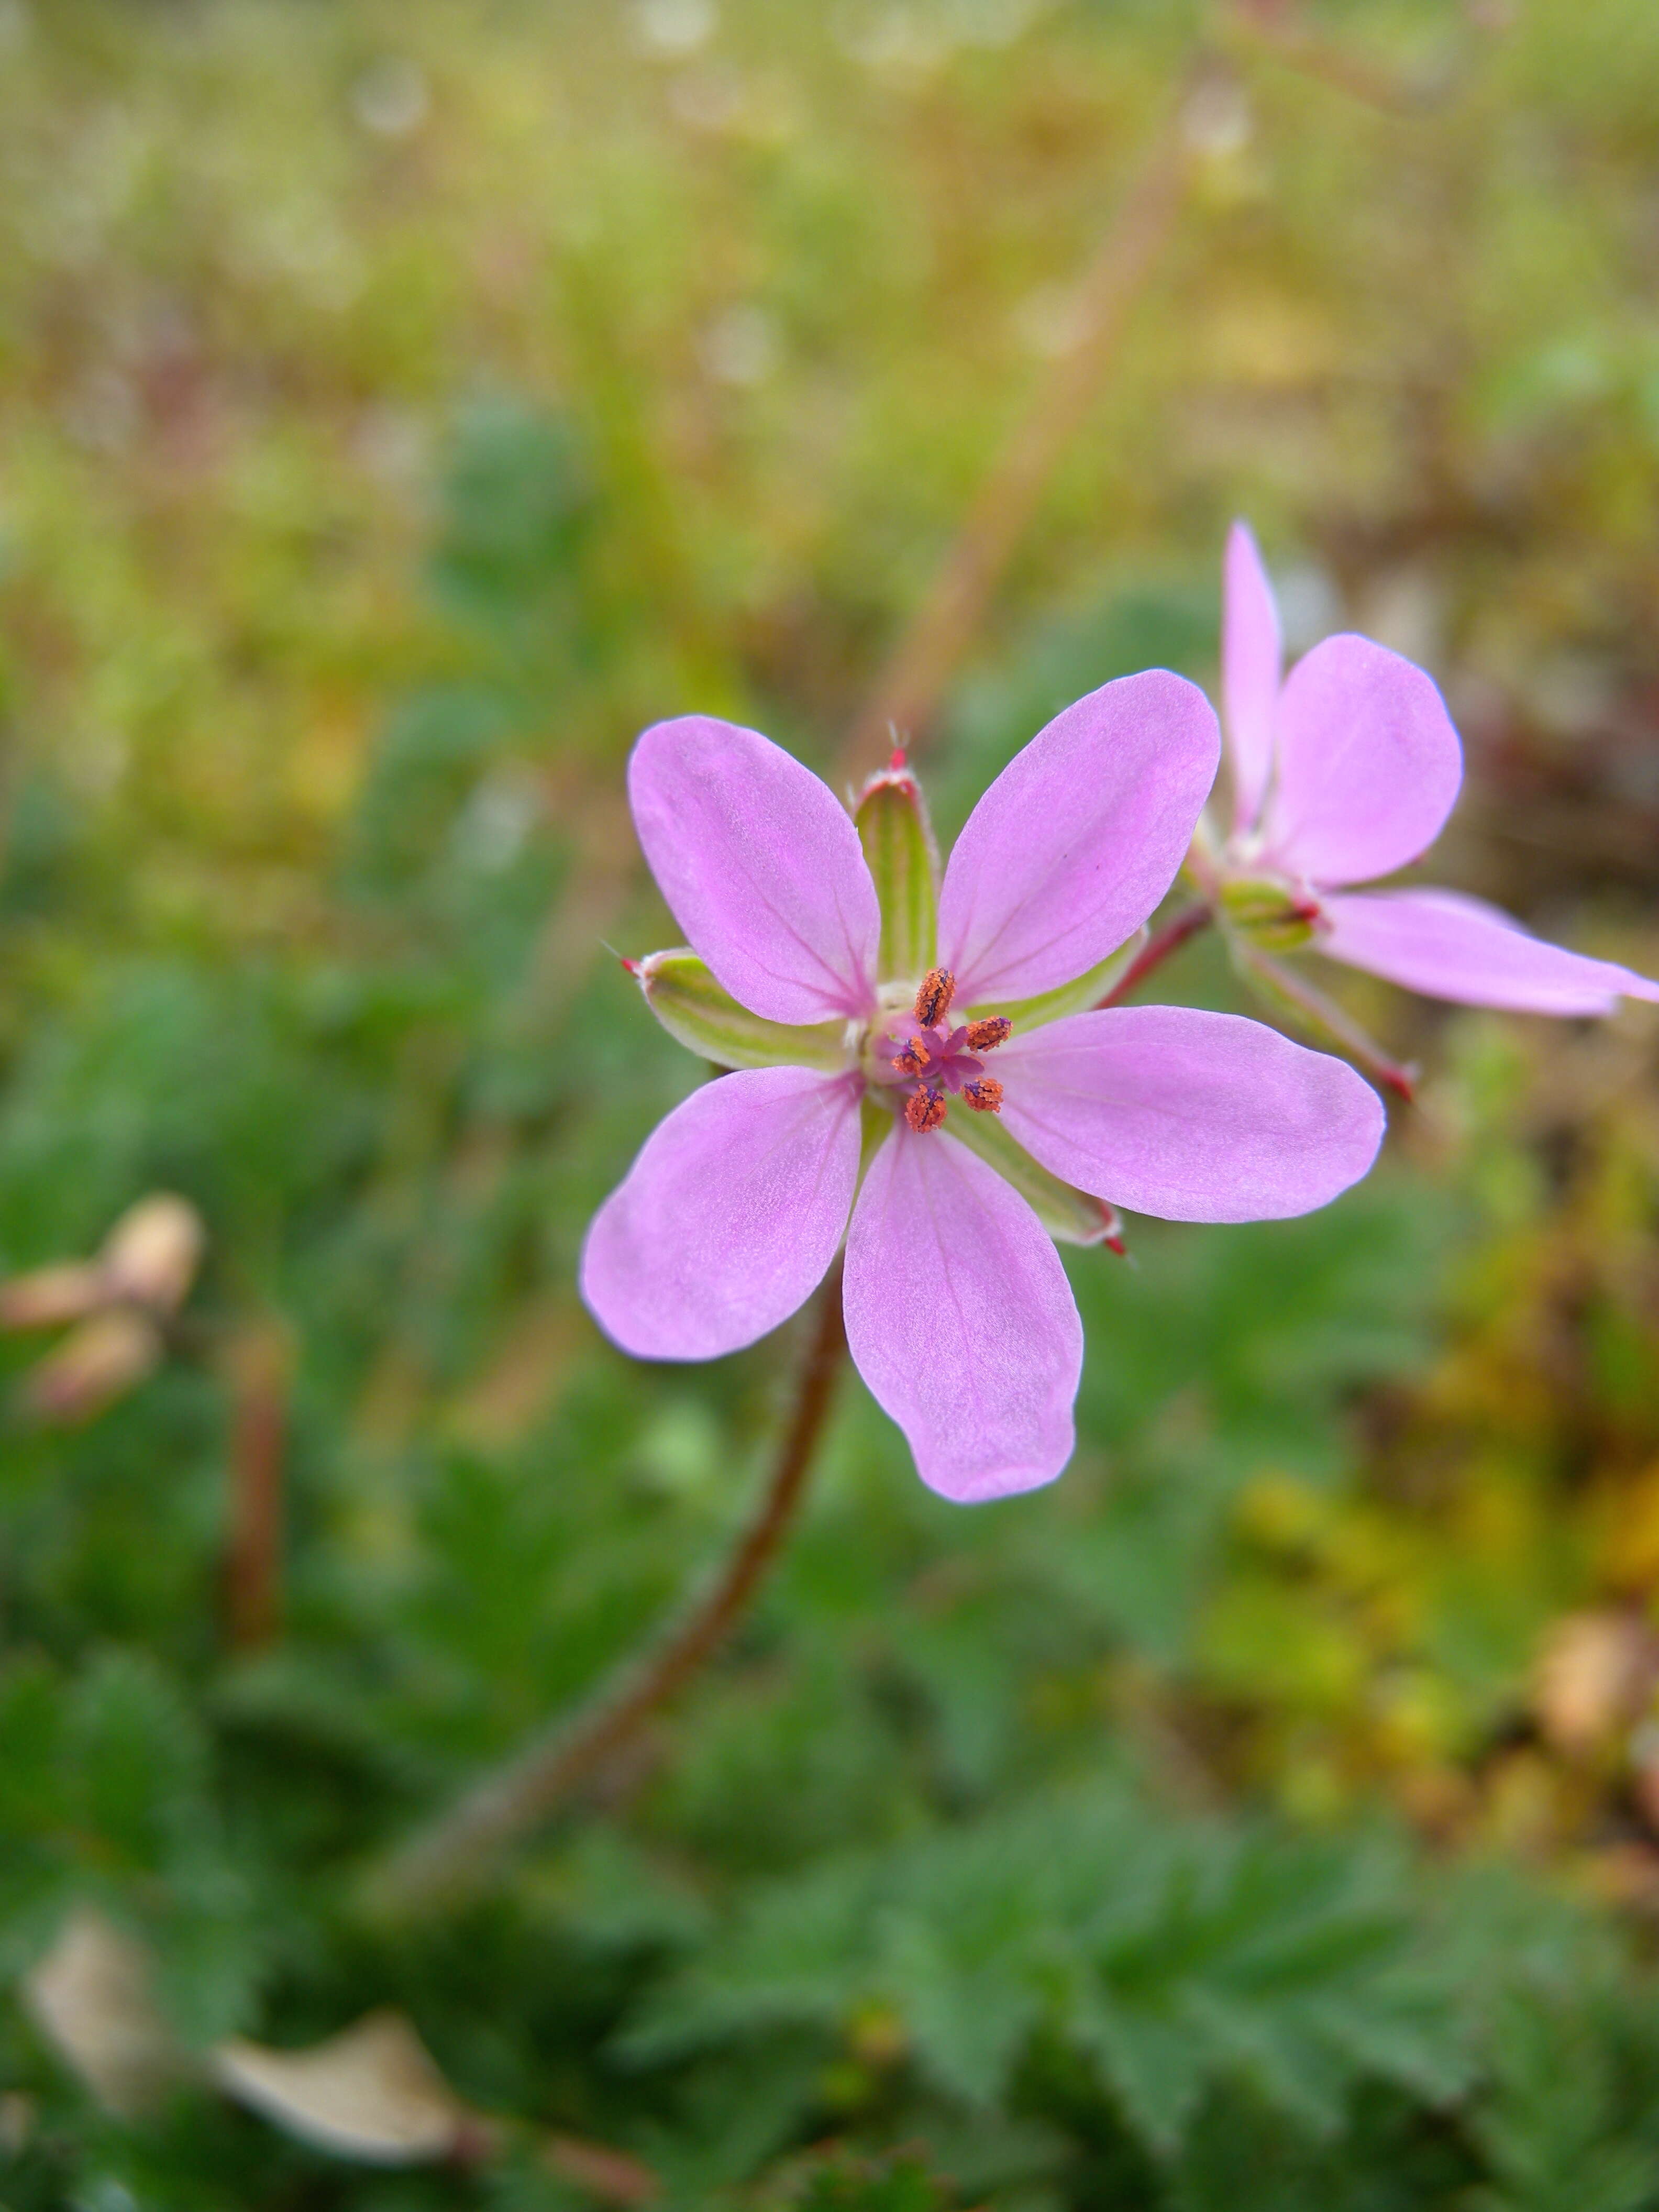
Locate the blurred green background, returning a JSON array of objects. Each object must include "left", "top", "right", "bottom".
[{"left": 6, "top": 2, "right": 1659, "bottom": 2206}]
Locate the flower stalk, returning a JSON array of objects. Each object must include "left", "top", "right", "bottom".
[{"left": 363, "top": 1262, "right": 848, "bottom": 1917}]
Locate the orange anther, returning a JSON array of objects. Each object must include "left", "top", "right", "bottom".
[
  {"left": 963, "top": 1078, "right": 1003, "bottom": 1113},
  {"left": 905, "top": 1089, "right": 948, "bottom": 1133},
  {"left": 913, "top": 968, "right": 955, "bottom": 1028},
  {"left": 964, "top": 1017, "right": 1011, "bottom": 1052}
]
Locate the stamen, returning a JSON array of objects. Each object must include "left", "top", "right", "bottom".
[
  {"left": 891, "top": 1037, "right": 932, "bottom": 1077},
  {"left": 905, "top": 1088, "right": 948, "bottom": 1134},
  {"left": 962, "top": 1078, "right": 1003, "bottom": 1114},
  {"left": 913, "top": 967, "right": 955, "bottom": 1028},
  {"left": 963, "top": 1016, "right": 1011, "bottom": 1053}
]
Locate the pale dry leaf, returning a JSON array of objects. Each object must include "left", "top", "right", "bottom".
[
  {"left": 0, "top": 1260, "right": 107, "bottom": 1331},
  {"left": 23, "top": 1308, "right": 164, "bottom": 1423},
  {"left": 22, "top": 1906, "right": 185, "bottom": 2117},
  {"left": 1535, "top": 1609, "right": 1658, "bottom": 1755},
  {"left": 211, "top": 2009, "right": 492, "bottom": 2165},
  {"left": 99, "top": 1192, "right": 206, "bottom": 1312}
]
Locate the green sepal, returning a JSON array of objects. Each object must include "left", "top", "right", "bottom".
[
  {"left": 858, "top": 1094, "right": 896, "bottom": 1182},
  {"left": 965, "top": 927, "right": 1149, "bottom": 1033},
  {"left": 945, "top": 1110, "right": 1116, "bottom": 1246},
  {"left": 634, "top": 950, "right": 851, "bottom": 1071},
  {"left": 1219, "top": 877, "right": 1317, "bottom": 953},
  {"left": 855, "top": 762, "right": 938, "bottom": 984}
]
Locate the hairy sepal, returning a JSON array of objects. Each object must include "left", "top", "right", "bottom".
[
  {"left": 855, "top": 762, "right": 938, "bottom": 984},
  {"left": 945, "top": 1110, "right": 1118, "bottom": 1247},
  {"left": 1219, "top": 877, "right": 1317, "bottom": 954},
  {"left": 967, "top": 928, "right": 1149, "bottom": 1032},
  {"left": 635, "top": 950, "right": 851, "bottom": 1072}
]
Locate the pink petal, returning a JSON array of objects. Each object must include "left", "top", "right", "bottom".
[
  {"left": 936, "top": 672, "right": 1219, "bottom": 1006},
  {"left": 843, "top": 1130, "right": 1082, "bottom": 1504},
  {"left": 1257, "top": 636, "right": 1463, "bottom": 889},
  {"left": 996, "top": 1006, "right": 1384, "bottom": 1222},
  {"left": 1223, "top": 519, "right": 1283, "bottom": 834},
  {"left": 628, "top": 716, "right": 879, "bottom": 1024},
  {"left": 581, "top": 1067, "right": 860, "bottom": 1360},
  {"left": 1318, "top": 888, "right": 1659, "bottom": 1014}
]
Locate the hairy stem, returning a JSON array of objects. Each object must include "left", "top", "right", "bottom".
[
  {"left": 1096, "top": 902, "right": 1214, "bottom": 1008},
  {"left": 1233, "top": 942, "right": 1418, "bottom": 1101},
  {"left": 364, "top": 1261, "right": 848, "bottom": 1916}
]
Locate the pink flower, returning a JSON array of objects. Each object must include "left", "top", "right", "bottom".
[
  {"left": 581, "top": 680, "right": 1384, "bottom": 1503},
  {"left": 1212, "top": 521, "right": 1659, "bottom": 1014}
]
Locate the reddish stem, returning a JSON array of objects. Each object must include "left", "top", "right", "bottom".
[{"left": 1096, "top": 903, "right": 1214, "bottom": 1008}]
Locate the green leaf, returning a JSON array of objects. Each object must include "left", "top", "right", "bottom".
[
  {"left": 635, "top": 950, "right": 852, "bottom": 1071},
  {"left": 855, "top": 763, "right": 938, "bottom": 983},
  {"left": 944, "top": 1109, "right": 1116, "bottom": 1246},
  {"left": 1074, "top": 1991, "right": 1210, "bottom": 2155}
]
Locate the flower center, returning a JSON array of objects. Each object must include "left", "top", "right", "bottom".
[{"left": 870, "top": 967, "right": 1012, "bottom": 1134}]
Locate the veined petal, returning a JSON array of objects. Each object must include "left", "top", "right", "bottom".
[
  {"left": 996, "top": 1006, "right": 1384, "bottom": 1223},
  {"left": 945, "top": 1105, "right": 1120, "bottom": 1247},
  {"left": 1223, "top": 520, "right": 1283, "bottom": 834},
  {"left": 629, "top": 716, "right": 880, "bottom": 1024},
  {"left": 1258, "top": 636, "right": 1463, "bottom": 889},
  {"left": 1318, "top": 889, "right": 1659, "bottom": 1014},
  {"left": 936, "top": 672, "right": 1219, "bottom": 1007},
  {"left": 581, "top": 1068, "right": 860, "bottom": 1361},
  {"left": 843, "top": 1130, "right": 1082, "bottom": 1504}
]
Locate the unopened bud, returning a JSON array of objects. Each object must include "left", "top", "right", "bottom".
[
  {"left": 99, "top": 1195, "right": 205, "bottom": 1314},
  {"left": 24, "top": 1310, "right": 164, "bottom": 1425}
]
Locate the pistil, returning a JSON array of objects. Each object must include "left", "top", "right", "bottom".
[{"left": 880, "top": 970, "right": 1012, "bottom": 1133}]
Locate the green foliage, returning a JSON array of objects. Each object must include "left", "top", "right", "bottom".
[{"left": 624, "top": 1785, "right": 1466, "bottom": 2165}]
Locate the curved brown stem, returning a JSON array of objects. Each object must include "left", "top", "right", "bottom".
[
  {"left": 1096, "top": 902, "right": 1213, "bottom": 1008},
  {"left": 364, "top": 1261, "right": 848, "bottom": 1917}
]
